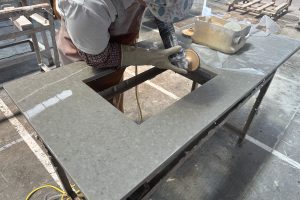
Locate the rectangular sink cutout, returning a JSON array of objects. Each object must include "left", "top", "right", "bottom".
[{"left": 84, "top": 66, "right": 216, "bottom": 124}]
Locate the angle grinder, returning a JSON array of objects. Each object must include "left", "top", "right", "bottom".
[{"left": 154, "top": 18, "right": 200, "bottom": 72}]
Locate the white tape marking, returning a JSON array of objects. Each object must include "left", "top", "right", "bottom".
[
  {"left": 246, "top": 135, "right": 300, "bottom": 170},
  {"left": 0, "top": 134, "right": 32, "bottom": 152},
  {"left": 126, "top": 71, "right": 180, "bottom": 100},
  {"left": 144, "top": 80, "right": 180, "bottom": 100},
  {"left": 0, "top": 99, "right": 63, "bottom": 188},
  {"left": 245, "top": 135, "right": 273, "bottom": 152},
  {"left": 276, "top": 74, "right": 300, "bottom": 87},
  {"left": 18, "top": 67, "right": 88, "bottom": 103},
  {"left": 25, "top": 90, "right": 73, "bottom": 119}
]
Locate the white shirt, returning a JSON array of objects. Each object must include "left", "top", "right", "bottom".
[{"left": 58, "top": 0, "right": 137, "bottom": 55}]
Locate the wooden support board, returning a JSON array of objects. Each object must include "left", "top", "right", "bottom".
[
  {"left": 30, "top": 13, "right": 49, "bottom": 26},
  {"left": 228, "top": 0, "right": 291, "bottom": 19},
  {"left": 13, "top": 15, "right": 32, "bottom": 30}
]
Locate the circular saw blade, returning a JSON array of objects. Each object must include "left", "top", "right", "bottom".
[{"left": 185, "top": 49, "right": 200, "bottom": 71}]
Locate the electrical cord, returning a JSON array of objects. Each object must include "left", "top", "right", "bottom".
[
  {"left": 134, "top": 65, "right": 144, "bottom": 124},
  {"left": 25, "top": 185, "right": 69, "bottom": 200},
  {"left": 26, "top": 184, "right": 82, "bottom": 200}
]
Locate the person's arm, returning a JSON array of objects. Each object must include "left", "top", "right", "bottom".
[
  {"left": 62, "top": 0, "right": 118, "bottom": 66},
  {"left": 121, "top": 45, "right": 187, "bottom": 74},
  {"left": 77, "top": 42, "right": 121, "bottom": 69},
  {"left": 63, "top": 1, "right": 186, "bottom": 73}
]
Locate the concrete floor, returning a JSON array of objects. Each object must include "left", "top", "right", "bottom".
[{"left": 0, "top": 1, "right": 300, "bottom": 200}]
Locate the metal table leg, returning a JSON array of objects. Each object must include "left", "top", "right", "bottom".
[
  {"left": 48, "top": 12, "right": 60, "bottom": 68},
  {"left": 191, "top": 81, "right": 199, "bottom": 91},
  {"left": 41, "top": 30, "right": 54, "bottom": 66},
  {"left": 237, "top": 73, "right": 275, "bottom": 145},
  {"left": 31, "top": 32, "right": 42, "bottom": 65},
  {"left": 43, "top": 143, "right": 78, "bottom": 199}
]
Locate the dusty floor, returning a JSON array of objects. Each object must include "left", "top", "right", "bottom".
[{"left": 0, "top": 1, "right": 300, "bottom": 200}]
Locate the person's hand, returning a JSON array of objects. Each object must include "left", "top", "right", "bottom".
[{"left": 121, "top": 45, "right": 187, "bottom": 74}]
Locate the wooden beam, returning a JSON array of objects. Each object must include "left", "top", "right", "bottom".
[
  {"left": 262, "top": 10, "right": 274, "bottom": 16},
  {"left": 240, "top": 0, "right": 260, "bottom": 8},
  {"left": 256, "top": 2, "right": 274, "bottom": 12},
  {"left": 3, "top": 6, "right": 15, "bottom": 10},
  {"left": 0, "top": 3, "right": 50, "bottom": 15},
  {"left": 248, "top": 11, "right": 261, "bottom": 16},
  {"left": 274, "top": 3, "right": 288, "bottom": 13}
]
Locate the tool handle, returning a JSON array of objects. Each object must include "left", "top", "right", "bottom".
[{"left": 154, "top": 17, "right": 189, "bottom": 69}]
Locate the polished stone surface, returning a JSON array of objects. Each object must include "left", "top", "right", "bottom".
[
  {"left": 4, "top": 34, "right": 300, "bottom": 200},
  {"left": 148, "top": 127, "right": 300, "bottom": 200}
]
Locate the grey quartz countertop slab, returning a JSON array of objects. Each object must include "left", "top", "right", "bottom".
[{"left": 4, "top": 34, "right": 300, "bottom": 200}]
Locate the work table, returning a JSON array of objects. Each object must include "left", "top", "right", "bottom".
[{"left": 4, "top": 34, "right": 300, "bottom": 200}]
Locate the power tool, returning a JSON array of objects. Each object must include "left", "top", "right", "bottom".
[{"left": 154, "top": 17, "right": 200, "bottom": 72}]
